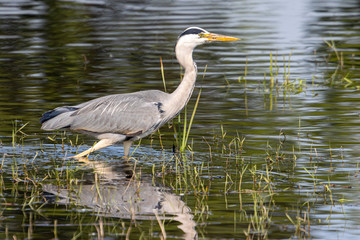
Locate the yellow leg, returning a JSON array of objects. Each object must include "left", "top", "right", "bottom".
[{"left": 72, "top": 139, "right": 114, "bottom": 159}]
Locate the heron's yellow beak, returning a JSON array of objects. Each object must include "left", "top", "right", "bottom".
[{"left": 200, "top": 32, "right": 240, "bottom": 41}]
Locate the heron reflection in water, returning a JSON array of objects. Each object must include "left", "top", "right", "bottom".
[
  {"left": 40, "top": 27, "right": 239, "bottom": 158},
  {"left": 43, "top": 159, "right": 197, "bottom": 239}
]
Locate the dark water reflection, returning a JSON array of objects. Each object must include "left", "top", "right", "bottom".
[
  {"left": 43, "top": 160, "right": 197, "bottom": 240},
  {"left": 0, "top": 0, "right": 359, "bottom": 239}
]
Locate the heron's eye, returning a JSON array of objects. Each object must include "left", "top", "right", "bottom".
[{"left": 199, "top": 33, "right": 207, "bottom": 38}]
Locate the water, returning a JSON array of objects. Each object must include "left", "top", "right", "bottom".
[{"left": 0, "top": 0, "right": 359, "bottom": 239}]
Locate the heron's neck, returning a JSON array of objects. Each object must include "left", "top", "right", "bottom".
[{"left": 169, "top": 45, "right": 197, "bottom": 113}]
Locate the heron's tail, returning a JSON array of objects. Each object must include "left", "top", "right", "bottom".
[{"left": 40, "top": 106, "right": 78, "bottom": 130}]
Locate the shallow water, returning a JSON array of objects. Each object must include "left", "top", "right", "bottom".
[{"left": 0, "top": 0, "right": 360, "bottom": 239}]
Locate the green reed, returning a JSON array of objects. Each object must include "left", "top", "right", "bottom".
[{"left": 324, "top": 40, "right": 358, "bottom": 88}]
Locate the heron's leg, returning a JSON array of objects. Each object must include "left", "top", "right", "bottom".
[
  {"left": 123, "top": 141, "right": 132, "bottom": 159},
  {"left": 72, "top": 139, "right": 114, "bottom": 159}
]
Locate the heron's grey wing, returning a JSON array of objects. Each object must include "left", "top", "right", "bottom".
[{"left": 69, "top": 95, "right": 164, "bottom": 135}]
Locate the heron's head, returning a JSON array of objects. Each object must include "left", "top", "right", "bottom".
[
  {"left": 175, "top": 27, "right": 239, "bottom": 67},
  {"left": 177, "top": 27, "right": 239, "bottom": 48}
]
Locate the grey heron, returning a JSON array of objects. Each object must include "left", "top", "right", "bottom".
[{"left": 40, "top": 27, "right": 239, "bottom": 158}]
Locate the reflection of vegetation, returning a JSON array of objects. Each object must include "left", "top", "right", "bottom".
[{"left": 0, "top": 0, "right": 100, "bottom": 138}]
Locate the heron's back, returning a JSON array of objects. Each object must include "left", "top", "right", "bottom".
[{"left": 40, "top": 90, "right": 171, "bottom": 137}]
